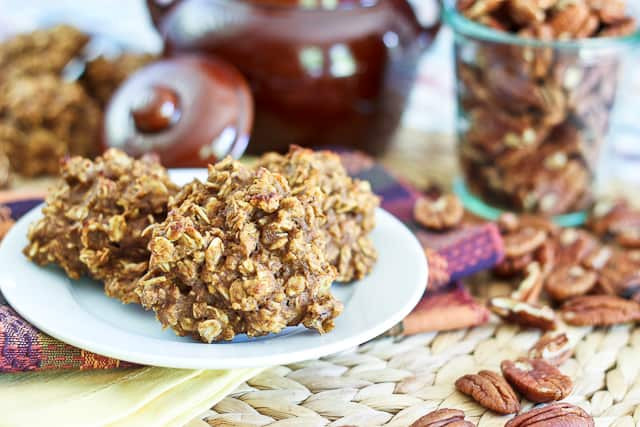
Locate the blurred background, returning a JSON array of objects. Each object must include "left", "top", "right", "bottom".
[{"left": 0, "top": 0, "right": 638, "bottom": 201}]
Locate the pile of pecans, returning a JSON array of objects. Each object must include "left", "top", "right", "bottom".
[
  {"left": 413, "top": 192, "right": 640, "bottom": 421},
  {"left": 455, "top": 0, "right": 637, "bottom": 214}
]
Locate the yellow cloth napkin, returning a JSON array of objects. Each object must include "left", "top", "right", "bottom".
[{"left": 0, "top": 367, "right": 264, "bottom": 427}]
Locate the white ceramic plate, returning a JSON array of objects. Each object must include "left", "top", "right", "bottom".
[{"left": 0, "top": 169, "right": 428, "bottom": 369}]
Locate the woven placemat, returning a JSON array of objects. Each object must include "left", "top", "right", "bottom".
[{"left": 186, "top": 282, "right": 640, "bottom": 426}]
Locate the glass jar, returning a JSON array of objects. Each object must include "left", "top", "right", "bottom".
[
  {"left": 146, "top": 0, "right": 439, "bottom": 155},
  {"left": 444, "top": 0, "right": 640, "bottom": 217}
]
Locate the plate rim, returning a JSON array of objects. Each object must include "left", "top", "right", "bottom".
[{"left": 0, "top": 204, "right": 428, "bottom": 369}]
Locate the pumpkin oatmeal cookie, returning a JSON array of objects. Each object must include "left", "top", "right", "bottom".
[
  {"left": 24, "top": 148, "right": 178, "bottom": 303},
  {"left": 0, "top": 74, "right": 101, "bottom": 176},
  {"left": 137, "top": 158, "right": 342, "bottom": 342},
  {"left": 257, "top": 146, "right": 379, "bottom": 282}
]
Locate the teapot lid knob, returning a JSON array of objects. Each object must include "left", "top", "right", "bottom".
[{"left": 130, "top": 85, "right": 181, "bottom": 133}]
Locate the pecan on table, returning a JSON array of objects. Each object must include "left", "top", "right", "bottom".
[
  {"left": 503, "top": 226, "right": 547, "bottom": 258},
  {"left": 501, "top": 357, "right": 572, "bottom": 402},
  {"left": 489, "top": 297, "right": 557, "bottom": 330},
  {"left": 597, "top": 250, "right": 640, "bottom": 297},
  {"left": 545, "top": 265, "right": 598, "bottom": 302},
  {"left": 409, "top": 408, "right": 474, "bottom": 427},
  {"left": 494, "top": 252, "right": 534, "bottom": 277},
  {"left": 561, "top": 295, "right": 640, "bottom": 326},
  {"left": 553, "top": 228, "right": 598, "bottom": 267},
  {"left": 511, "top": 261, "right": 545, "bottom": 303},
  {"left": 455, "top": 370, "right": 520, "bottom": 415},
  {"left": 529, "top": 331, "right": 573, "bottom": 366},
  {"left": 413, "top": 194, "right": 464, "bottom": 231},
  {"left": 505, "top": 402, "right": 594, "bottom": 427}
]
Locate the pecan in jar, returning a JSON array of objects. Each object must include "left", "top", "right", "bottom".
[
  {"left": 413, "top": 194, "right": 464, "bottom": 231},
  {"left": 545, "top": 265, "right": 598, "bottom": 302},
  {"left": 561, "top": 295, "right": 640, "bottom": 326},
  {"left": 409, "top": 408, "right": 474, "bottom": 427},
  {"left": 505, "top": 402, "right": 594, "bottom": 427},
  {"left": 455, "top": 370, "right": 520, "bottom": 414},
  {"left": 489, "top": 297, "right": 557, "bottom": 330},
  {"left": 454, "top": 0, "right": 637, "bottom": 215},
  {"left": 529, "top": 331, "right": 573, "bottom": 366},
  {"left": 501, "top": 357, "right": 572, "bottom": 402}
]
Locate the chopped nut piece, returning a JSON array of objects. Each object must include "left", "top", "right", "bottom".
[{"left": 529, "top": 331, "right": 573, "bottom": 366}]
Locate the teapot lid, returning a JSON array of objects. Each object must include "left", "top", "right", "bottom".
[{"left": 103, "top": 55, "right": 253, "bottom": 167}]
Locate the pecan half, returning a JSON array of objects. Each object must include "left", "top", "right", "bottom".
[
  {"left": 503, "top": 226, "right": 547, "bottom": 258},
  {"left": 409, "top": 408, "right": 474, "bottom": 427},
  {"left": 512, "top": 261, "right": 545, "bottom": 303},
  {"left": 597, "top": 250, "right": 640, "bottom": 297},
  {"left": 505, "top": 402, "right": 594, "bottom": 427},
  {"left": 545, "top": 265, "right": 598, "bottom": 301},
  {"left": 553, "top": 228, "right": 598, "bottom": 267},
  {"left": 561, "top": 295, "right": 640, "bottom": 326},
  {"left": 455, "top": 370, "right": 520, "bottom": 415},
  {"left": 501, "top": 357, "right": 572, "bottom": 402},
  {"left": 489, "top": 297, "right": 556, "bottom": 330},
  {"left": 529, "top": 331, "right": 573, "bottom": 366},
  {"left": 413, "top": 194, "right": 464, "bottom": 231},
  {"left": 494, "top": 252, "right": 533, "bottom": 277},
  {"left": 458, "top": 0, "right": 506, "bottom": 18}
]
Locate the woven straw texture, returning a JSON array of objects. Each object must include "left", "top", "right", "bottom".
[{"left": 187, "top": 306, "right": 640, "bottom": 426}]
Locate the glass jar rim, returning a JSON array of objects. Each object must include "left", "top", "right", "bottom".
[{"left": 442, "top": 0, "right": 640, "bottom": 49}]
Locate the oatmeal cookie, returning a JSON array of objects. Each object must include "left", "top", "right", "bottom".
[
  {"left": 0, "top": 25, "right": 88, "bottom": 81},
  {"left": 137, "top": 158, "right": 342, "bottom": 342},
  {"left": 81, "top": 53, "right": 157, "bottom": 107},
  {"left": 257, "top": 146, "right": 379, "bottom": 282},
  {"left": 0, "top": 74, "right": 101, "bottom": 176},
  {"left": 24, "top": 149, "right": 178, "bottom": 303}
]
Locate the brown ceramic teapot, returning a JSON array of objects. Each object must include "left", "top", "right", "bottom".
[{"left": 147, "top": 0, "right": 440, "bottom": 155}]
